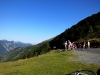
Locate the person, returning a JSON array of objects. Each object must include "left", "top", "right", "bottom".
[
  {"left": 72, "top": 42, "right": 77, "bottom": 50},
  {"left": 68, "top": 40, "right": 71, "bottom": 50},
  {"left": 87, "top": 41, "right": 90, "bottom": 50},
  {"left": 83, "top": 41, "right": 86, "bottom": 50},
  {"left": 64, "top": 41, "right": 67, "bottom": 51}
]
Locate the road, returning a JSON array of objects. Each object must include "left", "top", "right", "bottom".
[{"left": 71, "top": 48, "right": 100, "bottom": 65}]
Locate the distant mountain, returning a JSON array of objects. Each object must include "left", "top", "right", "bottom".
[
  {"left": 0, "top": 45, "right": 35, "bottom": 62},
  {"left": 0, "top": 40, "right": 32, "bottom": 56},
  {"left": 0, "top": 40, "right": 49, "bottom": 62},
  {"left": 0, "top": 43, "right": 8, "bottom": 57}
]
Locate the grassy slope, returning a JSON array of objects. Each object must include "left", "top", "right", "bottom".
[{"left": 0, "top": 50, "right": 99, "bottom": 75}]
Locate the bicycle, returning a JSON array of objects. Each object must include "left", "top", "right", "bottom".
[{"left": 65, "top": 70, "right": 97, "bottom": 75}]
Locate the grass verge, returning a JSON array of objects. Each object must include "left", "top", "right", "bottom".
[{"left": 0, "top": 50, "right": 99, "bottom": 75}]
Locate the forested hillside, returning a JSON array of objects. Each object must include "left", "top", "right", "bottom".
[
  {"left": 50, "top": 12, "right": 100, "bottom": 49},
  {"left": 18, "top": 12, "right": 100, "bottom": 60},
  {"left": 0, "top": 41, "right": 50, "bottom": 62},
  {"left": 1, "top": 12, "right": 100, "bottom": 62}
]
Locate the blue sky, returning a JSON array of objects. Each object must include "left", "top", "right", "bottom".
[{"left": 0, "top": 0, "right": 100, "bottom": 44}]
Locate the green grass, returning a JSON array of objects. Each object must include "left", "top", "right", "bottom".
[{"left": 0, "top": 50, "right": 99, "bottom": 75}]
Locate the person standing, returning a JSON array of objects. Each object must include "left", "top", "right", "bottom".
[
  {"left": 83, "top": 41, "right": 86, "bottom": 50},
  {"left": 68, "top": 40, "right": 72, "bottom": 50},
  {"left": 88, "top": 41, "right": 90, "bottom": 50},
  {"left": 64, "top": 41, "right": 67, "bottom": 51}
]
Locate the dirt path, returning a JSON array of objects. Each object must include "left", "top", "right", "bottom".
[{"left": 70, "top": 48, "right": 100, "bottom": 65}]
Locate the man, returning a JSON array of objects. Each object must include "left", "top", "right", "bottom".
[
  {"left": 83, "top": 41, "right": 86, "bottom": 50},
  {"left": 64, "top": 41, "right": 67, "bottom": 51},
  {"left": 88, "top": 41, "right": 90, "bottom": 50}
]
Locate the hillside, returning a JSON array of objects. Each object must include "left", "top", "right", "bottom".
[
  {"left": 50, "top": 12, "right": 100, "bottom": 49},
  {"left": 0, "top": 40, "right": 50, "bottom": 62},
  {"left": 0, "top": 50, "right": 99, "bottom": 75},
  {"left": 19, "top": 12, "right": 100, "bottom": 60},
  {"left": 1, "top": 12, "right": 100, "bottom": 62}
]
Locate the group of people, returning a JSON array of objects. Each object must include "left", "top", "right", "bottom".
[
  {"left": 83, "top": 40, "right": 90, "bottom": 50},
  {"left": 64, "top": 40, "right": 77, "bottom": 51},
  {"left": 64, "top": 40, "right": 90, "bottom": 51},
  {"left": 53, "top": 40, "right": 90, "bottom": 51}
]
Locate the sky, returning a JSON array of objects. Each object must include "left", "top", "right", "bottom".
[{"left": 0, "top": 0, "right": 100, "bottom": 44}]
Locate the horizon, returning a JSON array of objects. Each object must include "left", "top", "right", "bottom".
[{"left": 0, "top": 0, "right": 100, "bottom": 44}]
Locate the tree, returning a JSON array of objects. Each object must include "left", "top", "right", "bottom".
[
  {"left": 88, "top": 25, "right": 93, "bottom": 35},
  {"left": 94, "top": 25, "right": 100, "bottom": 32}
]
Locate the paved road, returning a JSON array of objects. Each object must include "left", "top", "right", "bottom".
[
  {"left": 70, "top": 48, "right": 100, "bottom": 65},
  {"left": 77, "top": 48, "right": 100, "bottom": 54}
]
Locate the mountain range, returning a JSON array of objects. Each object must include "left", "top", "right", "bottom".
[
  {"left": 0, "top": 12, "right": 100, "bottom": 62},
  {"left": 0, "top": 40, "right": 32, "bottom": 56}
]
